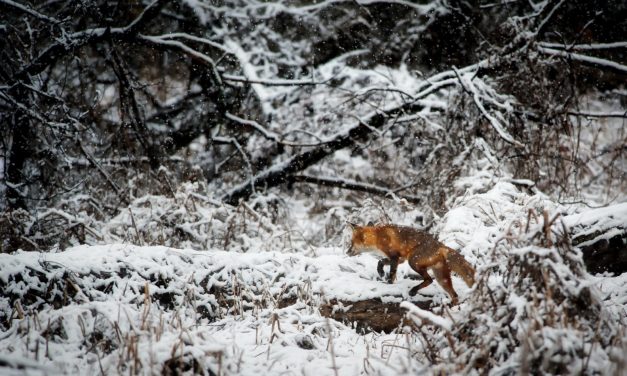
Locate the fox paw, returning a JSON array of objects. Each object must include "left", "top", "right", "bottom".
[{"left": 377, "top": 273, "right": 395, "bottom": 283}]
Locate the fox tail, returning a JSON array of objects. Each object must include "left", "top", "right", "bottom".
[{"left": 446, "top": 249, "right": 475, "bottom": 287}]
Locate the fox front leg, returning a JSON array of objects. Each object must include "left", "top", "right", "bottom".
[
  {"left": 377, "top": 258, "right": 390, "bottom": 279},
  {"left": 376, "top": 258, "right": 398, "bottom": 283},
  {"left": 388, "top": 257, "right": 399, "bottom": 283}
]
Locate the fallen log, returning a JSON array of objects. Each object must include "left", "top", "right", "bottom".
[
  {"left": 319, "top": 297, "right": 431, "bottom": 333},
  {"left": 564, "top": 203, "right": 627, "bottom": 275}
]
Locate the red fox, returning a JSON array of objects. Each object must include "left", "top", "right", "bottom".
[{"left": 347, "top": 223, "right": 475, "bottom": 304}]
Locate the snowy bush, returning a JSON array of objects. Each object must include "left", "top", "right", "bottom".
[{"left": 404, "top": 198, "right": 627, "bottom": 374}]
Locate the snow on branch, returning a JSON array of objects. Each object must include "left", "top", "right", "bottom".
[
  {"left": 539, "top": 41, "right": 627, "bottom": 51},
  {"left": 140, "top": 34, "right": 222, "bottom": 84},
  {"left": 290, "top": 174, "right": 421, "bottom": 204},
  {"left": 123, "top": 0, "right": 167, "bottom": 35},
  {"left": 220, "top": 60, "right": 517, "bottom": 204},
  {"left": 226, "top": 113, "right": 280, "bottom": 142},
  {"left": 221, "top": 74, "right": 325, "bottom": 87},
  {"left": 226, "top": 113, "right": 378, "bottom": 148},
  {"left": 13, "top": 0, "right": 169, "bottom": 82},
  {"left": 533, "top": 0, "right": 566, "bottom": 37},
  {"left": 145, "top": 32, "right": 231, "bottom": 53},
  {"left": 538, "top": 46, "right": 627, "bottom": 75},
  {"left": 400, "top": 301, "right": 452, "bottom": 331},
  {"left": 454, "top": 69, "right": 522, "bottom": 147},
  {"left": 1, "top": 0, "right": 61, "bottom": 24},
  {"left": 238, "top": 0, "right": 440, "bottom": 17},
  {"left": 221, "top": 98, "right": 429, "bottom": 205}
]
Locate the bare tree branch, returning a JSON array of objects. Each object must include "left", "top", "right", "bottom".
[
  {"left": 290, "top": 174, "right": 421, "bottom": 204},
  {"left": 78, "top": 142, "right": 129, "bottom": 206},
  {"left": 539, "top": 41, "right": 627, "bottom": 51},
  {"left": 0, "top": 0, "right": 61, "bottom": 24},
  {"left": 538, "top": 47, "right": 627, "bottom": 75},
  {"left": 12, "top": 0, "right": 168, "bottom": 82}
]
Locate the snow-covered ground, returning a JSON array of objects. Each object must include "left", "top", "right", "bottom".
[
  {"left": 0, "top": 244, "right": 453, "bottom": 375},
  {"left": 1, "top": 182, "right": 626, "bottom": 375}
]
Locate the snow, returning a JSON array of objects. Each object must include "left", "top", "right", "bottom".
[
  {"left": 0, "top": 244, "right": 438, "bottom": 375},
  {"left": 3, "top": 1, "right": 626, "bottom": 373},
  {"left": 401, "top": 301, "right": 452, "bottom": 331},
  {"left": 563, "top": 202, "right": 627, "bottom": 246},
  {"left": 2, "top": 182, "right": 626, "bottom": 374},
  {"left": 538, "top": 47, "right": 627, "bottom": 75},
  {"left": 0, "top": 244, "right": 448, "bottom": 311}
]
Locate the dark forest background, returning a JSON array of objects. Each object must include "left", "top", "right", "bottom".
[{"left": 1, "top": 0, "right": 625, "bottom": 251}]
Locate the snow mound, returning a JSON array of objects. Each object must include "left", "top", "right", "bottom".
[{"left": 0, "top": 244, "right": 455, "bottom": 375}]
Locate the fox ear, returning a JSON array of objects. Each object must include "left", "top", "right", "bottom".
[
  {"left": 367, "top": 221, "right": 374, "bottom": 226},
  {"left": 347, "top": 221, "right": 357, "bottom": 229}
]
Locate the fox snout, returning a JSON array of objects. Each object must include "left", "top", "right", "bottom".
[{"left": 346, "top": 243, "right": 366, "bottom": 256}]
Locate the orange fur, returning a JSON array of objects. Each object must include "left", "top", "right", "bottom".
[{"left": 347, "top": 224, "right": 475, "bottom": 304}]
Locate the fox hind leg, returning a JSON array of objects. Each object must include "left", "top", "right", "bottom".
[
  {"left": 432, "top": 261, "right": 458, "bottom": 305},
  {"left": 409, "top": 268, "right": 433, "bottom": 296}
]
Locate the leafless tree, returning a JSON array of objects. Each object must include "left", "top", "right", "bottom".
[{"left": 0, "top": 0, "right": 625, "bottom": 250}]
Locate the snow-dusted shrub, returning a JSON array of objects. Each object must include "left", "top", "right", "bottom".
[
  {"left": 101, "top": 183, "right": 299, "bottom": 252},
  {"left": 0, "top": 200, "right": 102, "bottom": 253},
  {"left": 0, "top": 181, "right": 306, "bottom": 253},
  {"left": 0, "top": 209, "right": 34, "bottom": 252},
  {"left": 409, "top": 210, "right": 625, "bottom": 375}
]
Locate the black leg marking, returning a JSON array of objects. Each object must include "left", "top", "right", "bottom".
[
  {"left": 388, "top": 257, "right": 399, "bottom": 283},
  {"left": 377, "top": 258, "right": 389, "bottom": 278}
]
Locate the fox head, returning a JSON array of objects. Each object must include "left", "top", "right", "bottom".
[{"left": 347, "top": 222, "right": 382, "bottom": 257}]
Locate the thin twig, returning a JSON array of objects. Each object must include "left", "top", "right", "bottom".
[
  {"left": 290, "top": 174, "right": 422, "bottom": 204},
  {"left": 78, "top": 141, "right": 129, "bottom": 205}
]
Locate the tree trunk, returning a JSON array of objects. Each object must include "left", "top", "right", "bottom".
[{"left": 5, "top": 90, "right": 33, "bottom": 210}]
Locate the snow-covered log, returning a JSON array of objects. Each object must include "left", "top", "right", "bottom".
[
  {"left": 320, "top": 297, "right": 431, "bottom": 333},
  {"left": 564, "top": 203, "right": 627, "bottom": 275}
]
